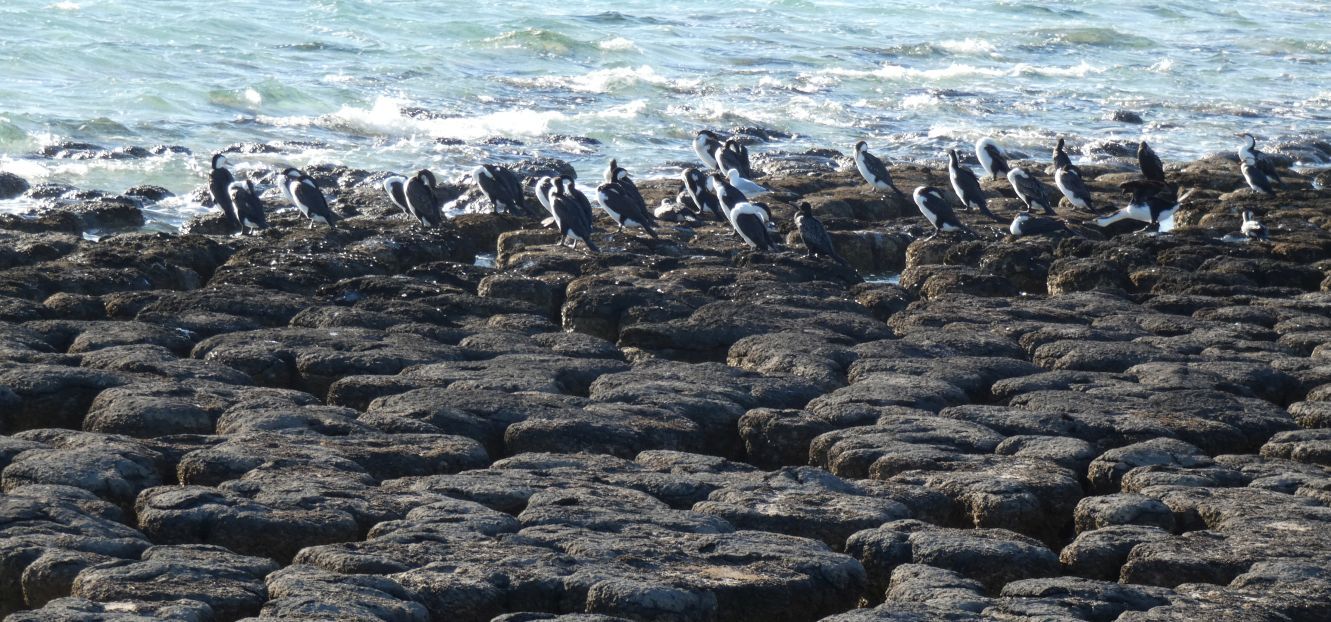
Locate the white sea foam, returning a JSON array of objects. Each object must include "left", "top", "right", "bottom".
[
  {"left": 598, "top": 37, "right": 639, "bottom": 52},
  {"left": 514, "top": 65, "right": 699, "bottom": 94},
  {"left": 51, "top": 2, "right": 79, "bottom": 10},
  {"left": 826, "top": 60, "right": 1103, "bottom": 81},
  {"left": 938, "top": 38, "right": 999, "bottom": 56},
  {"left": 901, "top": 93, "right": 942, "bottom": 109}
]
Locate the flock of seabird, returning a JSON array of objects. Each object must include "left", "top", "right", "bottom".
[{"left": 205, "top": 130, "right": 1286, "bottom": 265}]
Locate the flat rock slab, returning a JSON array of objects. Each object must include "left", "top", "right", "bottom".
[{"left": 71, "top": 544, "right": 277, "bottom": 622}]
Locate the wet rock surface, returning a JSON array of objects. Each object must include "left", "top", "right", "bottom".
[{"left": 2, "top": 159, "right": 1331, "bottom": 621}]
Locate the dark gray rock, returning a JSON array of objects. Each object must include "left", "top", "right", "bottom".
[
  {"left": 1087, "top": 438, "right": 1212, "bottom": 494},
  {"left": 1060, "top": 525, "right": 1174, "bottom": 581},
  {"left": 71, "top": 544, "right": 277, "bottom": 622}
]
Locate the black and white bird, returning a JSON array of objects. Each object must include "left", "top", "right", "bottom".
[
  {"left": 726, "top": 139, "right": 753, "bottom": 178},
  {"left": 472, "top": 164, "right": 525, "bottom": 214},
  {"left": 551, "top": 177, "right": 598, "bottom": 253},
  {"left": 853, "top": 141, "right": 905, "bottom": 196},
  {"left": 1007, "top": 167, "right": 1054, "bottom": 215},
  {"left": 1009, "top": 211, "right": 1073, "bottom": 237},
  {"left": 534, "top": 177, "right": 556, "bottom": 216},
  {"left": 715, "top": 139, "right": 750, "bottom": 178},
  {"left": 562, "top": 176, "right": 596, "bottom": 229},
  {"left": 382, "top": 175, "right": 410, "bottom": 216},
  {"left": 694, "top": 130, "right": 723, "bottom": 170},
  {"left": 947, "top": 149, "right": 1000, "bottom": 222},
  {"left": 1241, "top": 209, "right": 1268, "bottom": 240},
  {"left": 1238, "top": 133, "right": 1285, "bottom": 190},
  {"left": 1241, "top": 155, "right": 1278, "bottom": 197},
  {"left": 209, "top": 154, "right": 239, "bottom": 231},
  {"left": 912, "top": 186, "right": 976, "bottom": 240},
  {"left": 606, "top": 161, "right": 651, "bottom": 223},
  {"left": 707, "top": 171, "right": 749, "bottom": 221},
  {"left": 1053, "top": 138, "right": 1079, "bottom": 175},
  {"left": 1137, "top": 141, "right": 1166, "bottom": 183},
  {"left": 682, "top": 167, "right": 723, "bottom": 220},
  {"left": 654, "top": 197, "right": 703, "bottom": 224},
  {"left": 281, "top": 168, "right": 338, "bottom": 228},
  {"left": 226, "top": 180, "right": 267, "bottom": 234},
  {"left": 975, "top": 137, "right": 1011, "bottom": 180},
  {"left": 795, "top": 202, "right": 848, "bottom": 265},
  {"left": 1054, "top": 164, "right": 1097, "bottom": 213},
  {"left": 596, "top": 181, "right": 658, "bottom": 238},
  {"left": 729, "top": 201, "right": 777, "bottom": 251},
  {"left": 1094, "top": 180, "right": 1179, "bottom": 230},
  {"left": 403, "top": 169, "right": 443, "bottom": 228}
]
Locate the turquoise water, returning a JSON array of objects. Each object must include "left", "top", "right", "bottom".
[{"left": 1, "top": 0, "right": 1329, "bottom": 224}]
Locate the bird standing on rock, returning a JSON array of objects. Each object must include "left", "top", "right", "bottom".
[
  {"left": 209, "top": 154, "right": 239, "bottom": 231},
  {"left": 694, "top": 130, "right": 723, "bottom": 170},
  {"left": 729, "top": 200, "right": 777, "bottom": 251},
  {"left": 947, "top": 149, "right": 1000, "bottom": 222},
  {"left": 1238, "top": 133, "right": 1284, "bottom": 190},
  {"left": 226, "top": 180, "right": 267, "bottom": 234},
  {"left": 853, "top": 140, "right": 905, "bottom": 197},
  {"left": 383, "top": 175, "right": 410, "bottom": 216},
  {"left": 1094, "top": 180, "right": 1179, "bottom": 231},
  {"left": 472, "top": 164, "right": 525, "bottom": 214},
  {"left": 912, "top": 186, "right": 976, "bottom": 240},
  {"left": 1054, "top": 162, "right": 1098, "bottom": 213},
  {"left": 1007, "top": 167, "right": 1054, "bottom": 215},
  {"left": 1241, "top": 155, "right": 1278, "bottom": 198},
  {"left": 975, "top": 137, "right": 1011, "bottom": 180},
  {"left": 596, "top": 180, "right": 658, "bottom": 238},
  {"left": 1137, "top": 141, "right": 1166, "bottom": 183},
  {"left": 552, "top": 177, "right": 598, "bottom": 253},
  {"left": 1052, "top": 137, "right": 1078, "bottom": 175},
  {"left": 682, "top": 167, "right": 723, "bottom": 220},
  {"left": 795, "top": 202, "right": 848, "bottom": 265},
  {"left": 403, "top": 169, "right": 443, "bottom": 228},
  {"left": 281, "top": 167, "right": 338, "bottom": 228}
]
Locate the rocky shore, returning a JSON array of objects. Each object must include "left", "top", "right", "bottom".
[{"left": 2, "top": 144, "right": 1331, "bottom": 622}]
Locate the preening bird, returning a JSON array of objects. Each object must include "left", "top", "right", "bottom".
[
  {"left": 226, "top": 180, "right": 267, "bottom": 234},
  {"left": 1241, "top": 155, "right": 1277, "bottom": 197},
  {"left": 912, "top": 185, "right": 976, "bottom": 240},
  {"left": 694, "top": 130, "right": 723, "bottom": 170},
  {"left": 853, "top": 140, "right": 905, "bottom": 196},
  {"left": 947, "top": 149, "right": 1000, "bottom": 222},
  {"left": 1052, "top": 138, "right": 1078, "bottom": 175},
  {"left": 975, "top": 137, "right": 1011, "bottom": 180},
  {"left": 707, "top": 171, "right": 749, "bottom": 221},
  {"left": 1094, "top": 180, "right": 1179, "bottom": 231},
  {"left": 561, "top": 176, "right": 596, "bottom": 229},
  {"left": 534, "top": 176, "right": 556, "bottom": 218},
  {"left": 382, "top": 175, "right": 410, "bottom": 216},
  {"left": 682, "top": 167, "right": 723, "bottom": 220},
  {"left": 403, "top": 169, "right": 443, "bottom": 228},
  {"left": 472, "top": 164, "right": 525, "bottom": 214},
  {"left": 1241, "top": 209, "right": 1268, "bottom": 240},
  {"left": 795, "top": 202, "right": 848, "bottom": 265},
  {"left": 1007, "top": 167, "right": 1054, "bottom": 215},
  {"left": 1137, "top": 141, "right": 1166, "bottom": 183}
]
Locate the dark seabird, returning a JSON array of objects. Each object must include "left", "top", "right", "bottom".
[
  {"left": 1238, "top": 133, "right": 1285, "bottom": 189},
  {"left": 1241, "top": 155, "right": 1277, "bottom": 197},
  {"left": 795, "top": 202, "right": 848, "bottom": 265},
  {"left": 853, "top": 140, "right": 905, "bottom": 196},
  {"left": 676, "top": 189, "right": 699, "bottom": 213},
  {"left": 1054, "top": 164, "right": 1098, "bottom": 213},
  {"left": 1242, "top": 209, "right": 1268, "bottom": 240},
  {"left": 975, "top": 137, "right": 1010, "bottom": 180},
  {"left": 682, "top": 167, "right": 722, "bottom": 220},
  {"left": 724, "top": 139, "right": 753, "bottom": 178},
  {"left": 282, "top": 168, "right": 338, "bottom": 228},
  {"left": 596, "top": 181, "right": 658, "bottom": 238},
  {"left": 472, "top": 164, "right": 524, "bottom": 214},
  {"left": 209, "top": 154, "right": 238, "bottom": 230},
  {"left": 1009, "top": 211, "right": 1073, "bottom": 237},
  {"left": 1137, "top": 141, "right": 1166, "bottom": 183},
  {"left": 403, "top": 169, "right": 443, "bottom": 228},
  {"left": 382, "top": 175, "right": 410, "bottom": 216},
  {"left": 1094, "top": 180, "right": 1179, "bottom": 230},
  {"left": 655, "top": 197, "right": 703, "bottom": 224},
  {"left": 912, "top": 185, "right": 976, "bottom": 240},
  {"left": 551, "top": 177, "right": 598, "bottom": 252},
  {"left": 226, "top": 180, "right": 267, "bottom": 234},
  {"left": 694, "top": 130, "right": 723, "bottom": 170},
  {"left": 1052, "top": 137, "right": 1077, "bottom": 174},
  {"left": 609, "top": 163, "right": 651, "bottom": 222},
  {"left": 1007, "top": 167, "right": 1054, "bottom": 215},
  {"left": 729, "top": 201, "right": 777, "bottom": 250},
  {"left": 947, "top": 149, "right": 1000, "bottom": 222},
  {"left": 561, "top": 176, "right": 596, "bottom": 227},
  {"left": 707, "top": 171, "right": 749, "bottom": 221}
]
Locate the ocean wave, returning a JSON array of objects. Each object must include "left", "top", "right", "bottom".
[
  {"left": 937, "top": 38, "right": 1000, "bottom": 56},
  {"left": 1031, "top": 27, "right": 1156, "bottom": 49},
  {"left": 824, "top": 60, "right": 1102, "bottom": 81},
  {"left": 485, "top": 28, "right": 584, "bottom": 56},
  {"left": 509, "top": 65, "right": 700, "bottom": 94},
  {"left": 598, "top": 37, "right": 640, "bottom": 52}
]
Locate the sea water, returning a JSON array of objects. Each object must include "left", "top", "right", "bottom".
[{"left": 1, "top": 0, "right": 1328, "bottom": 227}]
